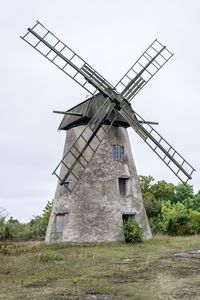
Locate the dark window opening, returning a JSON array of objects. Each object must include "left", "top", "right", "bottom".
[
  {"left": 63, "top": 182, "right": 69, "bottom": 195},
  {"left": 118, "top": 177, "right": 129, "bottom": 196},
  {"left": 122, "top": 213, "right": 136, "bottom": 224},
  {"left": 112, "top": 145, "right": 124, "bottom": 160}
]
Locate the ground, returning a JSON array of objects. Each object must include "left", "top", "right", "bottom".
[{"left": 0, "top": 235, "right": 200, "bottom": 299}]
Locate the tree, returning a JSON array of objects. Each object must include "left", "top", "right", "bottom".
[
  {"left": 7, "top": 217, "right": 19, "bottom": 224},
  {"left": 143, "top": 191, "right": 161, "bottom": 218},
  {"left": 29, "top": 200, "right": 52, "bottom": 238},
  {"left": 0, "top": 207, "right": 12, "bottom": 240},
  {"left": 173, "top": 183, "right": 193, "bottom": 204},
  {"left": 139, "top": 177, "right": 175, "bottom": 219},
  {"left": 139, "top": 175, "right": 154, "bottom": 194},
  {"left": 42, "top": 200, "right": 52, "bottom": 228},
  {"left": 138, "top": 176, "right": 199, "bottom": 235},
  {"left": 191, "top": 192, "right": 200, "bottom": 211},
  {"left": 150, "top": 180, "right": 175, "bottom": 202}
]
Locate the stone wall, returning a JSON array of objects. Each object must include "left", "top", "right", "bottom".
[{"left": 45, "top": 125, "right": 152, "bottom": 243}]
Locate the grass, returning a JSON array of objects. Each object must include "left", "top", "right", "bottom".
[{"left": 0, "top": 235, "right": 200, "bottom": 299}]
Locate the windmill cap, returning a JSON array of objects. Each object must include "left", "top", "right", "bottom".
[{"left": 58, "top": 94, "right": 131, "bottom": 131}]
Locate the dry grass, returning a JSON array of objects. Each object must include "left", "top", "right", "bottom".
[{"left": 0, "top": 236, "right": 200, "bottom": 299}]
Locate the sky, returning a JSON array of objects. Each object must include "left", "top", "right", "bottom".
[{"left": 0, "top": 0, "right": 199, "bottom": 222}]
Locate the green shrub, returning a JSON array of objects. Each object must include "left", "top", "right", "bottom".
[
  {"left": 187, "top": 209, "right": 200, "bottom": 234},
  {"left": 0, "top": 219, "right": 13, "bottom": 240},
  {"left": 40, "top": 250, "right": 64, "bottom": 263},
  {"left": 123, "top": 218, "right": 143, "bottom": 243},
  {"left": 143, "top": 193, "right": 162, "bottom": 218},
  {"left": 159, "top": 201, "right": 188, "bottom": 235},
  {"left": 7, "top": 223, "right": 32, "bottom": 240},
  {"left": 149, "top": 216, "right": 161, "bottom": 233}
]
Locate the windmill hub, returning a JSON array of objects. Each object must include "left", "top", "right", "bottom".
[{"left": 21, "top": 21, "right": 195, "bottom": 244}]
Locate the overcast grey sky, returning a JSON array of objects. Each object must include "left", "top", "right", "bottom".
[{"left": 0, "top": 0, "right": 199, "bottom": 221}]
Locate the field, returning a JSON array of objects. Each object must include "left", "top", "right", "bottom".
[{"left": 0, "top": 236, "right": 200, "bottom": 300}]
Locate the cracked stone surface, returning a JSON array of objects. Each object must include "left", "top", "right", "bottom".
[{"left": 46, "top": 125, "right": 151, "bottom": 243}]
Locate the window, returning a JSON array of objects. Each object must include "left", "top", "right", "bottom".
[
  {"left": 122, "top": 213, "right": 136, "bottom": 224},
  {"left": 118, "top": 177, "right": 129, "bottom": 197},
  {"left": 55, "top": 214, "right": 65, "bottom": 233},
  {"left": 63, "top": 182, "right": 70, "bottom": 195},
  {"left": 112, "top": 145, "right": 124, "bottom": 160}
]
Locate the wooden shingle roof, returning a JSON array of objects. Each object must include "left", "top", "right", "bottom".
[{"left": 58, "top": 94, "right": 131, "bottom": 130}]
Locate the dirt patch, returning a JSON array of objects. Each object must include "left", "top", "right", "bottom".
[
  {"left": 35, "top": 289, "right": 79, "bottom": 300},
  {"left": 101, "top": 264, "right": 153, "bottom": 284},
  {"left": 171, "top": 282, "right": 200, "bottom": 300},
  {"left": 86, "top": 294, "right": 117, "bottom": 300},
  {"left": 174, "top": 250, "right": 200, "bottom": 258}
]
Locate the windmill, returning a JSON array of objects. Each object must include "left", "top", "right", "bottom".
[{"left": 21, "top": 21, "right": 195, "bottom": 243}]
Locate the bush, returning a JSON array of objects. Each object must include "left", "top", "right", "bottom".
[
  {"left": 143, "top": 192, "right": 162, "bottom": 218},
  {"left": 159, "top": 201, "right": 188, "bottom": 235},
  {"left": 123, "top": 218, "right": 143, "bottom": 243},
  {"left": 0, "top": 218, "right": 12, "bottom": 240},
  {"left": 149, "top": 216, "right": 161, "bottom": 233},
  {"left": 7, "top": 223, "right": 32, "bottom": 240},
  {"left": 187, "top": 209, "right": 200, "bottom": 234},
  {"left": 0, "top": 200, "right": 52, "bottom": 241}
]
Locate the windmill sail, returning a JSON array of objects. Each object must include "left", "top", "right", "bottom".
[
  {"left": 118, "top": 101, "right": 195, "bottom": 183},
  {"left": 115, "top": 39, "right": 174, "bottom": 102},
  {"left": 21, "top": 21, "right": 195, "bottom": 188},
  {"left": 21, "top": 21, "right": 115, "bottom": 98},
  {"left": 53, "top": 98, "right": 116, "bottom": 191}
]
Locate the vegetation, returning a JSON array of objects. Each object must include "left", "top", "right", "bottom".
[
  {"left": 1, "top": 175, "right": 200, "bottom": 241},
  {"left": 0, "top": 201, "right": 52, "bottom": 241},
  {"left": 139, "top": 175, "right": 200, "bottom": 235},
  {"left": 0, "top": 236, "right": 200, "bottom": 299},
  {"left": 0, "top": 177, "right": 200, "bottom": 298},
  {"left": 40, "top": 250, "right": 64, "bottom": 263},
  {"left": 123, "top": 218, "right": 144, "bottom": 243}
]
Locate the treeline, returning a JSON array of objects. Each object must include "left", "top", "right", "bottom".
[
  {"left": 139, "top": 176, "right": 200, "bottom": 235},
  {"left": 1, "top": 176, "right": 200, "bottom": 241},
  {"left": 0, "top": 201, "right": 52, "bottom": 241}
]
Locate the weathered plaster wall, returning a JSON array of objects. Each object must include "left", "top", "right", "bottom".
[{"left": 45, "top": 125, "right": 152, "bottom": 243}]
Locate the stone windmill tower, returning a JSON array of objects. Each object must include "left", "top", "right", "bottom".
[{"left": 21, "top": 21, "right": 195, "bottom": 243}]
